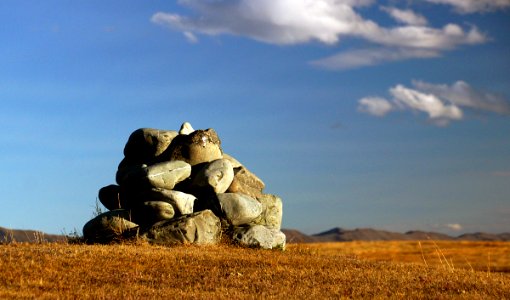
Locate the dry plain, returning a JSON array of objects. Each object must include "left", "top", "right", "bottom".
[{"left": 1, "top": 240, "right": 509, "bottom": 299}]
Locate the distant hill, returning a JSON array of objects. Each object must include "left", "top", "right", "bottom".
[
  {"left": 2, "top": 226, "right": 509, "bottom": 244},
  {"left": 282, "top": 227, "right": 510, "bottom": 243},
  {"left": 0, "top": 227, "right": 66, "bottom": 243}
]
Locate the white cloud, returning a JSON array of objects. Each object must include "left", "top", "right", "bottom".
[
  {"left": 358, "top": 80, "right": 510, "bottom": 126},
  {"left": 310, "top": 47, "right": 440, "bottom": 70},
  {"left": 446, "top": 223, "right": 463, "bottom": 231},
  {"left": 152, "top": 0, "right": 487, "bottom": 48},
  {"left": 413, "top": 80, "right": 510, "bottom": 115},
  {"left": 358, "top": 97, "right": 394, "bottom": 116},
  {"left": 381, "top": 6, "right": 428, "bottom": 26},
  {"left": 183, "top": 31, "right": 199, "bottom": 43},
  {"left": 152, "top": 0, "right": 370, "bottom": 45},
  {"left": 390, "top": 84, "right": 463, "bottom": 125},
  {"left": 360, "top": 23, "right": 486, "bottom": 50},
  {"left": 424, "top": 0, "right": 510, "bottom": 13}
]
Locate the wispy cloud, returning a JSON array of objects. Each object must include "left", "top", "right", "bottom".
[
  {"left": 152, "top": 0, "right": 487, "bottom": 68},
  {"left": 380, "top": 6, "right": 428, "bottom": 26},
  {"left": 358, "top": 97, "right": 394, "bottom": 116},
  {"left": 424, "top": 0, "right": 510, "bottom": 14},
  {"left": 413, "top": 80, "right": 510, "bottom": 115},
  {"left": 446, "top": 223, "right": 463, "bottom": 231},
  {"left": 310, "top": 47, "right": 440, "bottom": 70},
  {"left": 358, "top": 81, "right": 510, "bottom": 126}
]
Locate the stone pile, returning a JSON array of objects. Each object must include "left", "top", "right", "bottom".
[{"left": 83, "top": 122, "right": 285, "bottom": 249}]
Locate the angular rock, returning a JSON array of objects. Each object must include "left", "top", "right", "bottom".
[
  {"left": 252, "top": 194, "right": 283, "bottom": 230},
  {"left": 83, "top": 210, "right": 138, "bottom": 243},
  {"left": 226, "top": 166, "right": 265, "bottom": 198},
  {"left": 192, "top": 159, "right": 234, "bottom": 194},
  {"left": 217, "top": 193, "right": 262, "bottom": 226},
  {"left": 131, "top": 201, "right": 175, "bottom": 226},
  {"left": 179, "top": 122, "right": 194, "bottom": 135},
  {"left": 98, "top": 184, "right": 123, "bottom": 210},
  {"left": 123, "top": 128, "right": 178, "bottom": 163},
  {"left": 117, "top": 161, "right": 191, "bottom": 190},
  {"left": 162, "top": 129, "right": 223, "bottom": 166},
  {"left": 146, "top": 210, "right": 221, "bottom": 245},
  {"left": 233, "top": 225, "right": 286, "bottom": 250}
]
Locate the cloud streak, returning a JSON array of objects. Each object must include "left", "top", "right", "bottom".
[
  {"left": 424, "top": 0, "right": 510, "bottom": 14},
  {"left": 152, "top": 0, "right": 487, "bottom": 69},
  {"left": 310, "top": 47, "right": 440, "bottom": 70},
  {"left": 358, "top": 81, "right": 510, "bottom": 126},
  {"left": 380, "top": 6, "right": 428, "bottom": 26}
]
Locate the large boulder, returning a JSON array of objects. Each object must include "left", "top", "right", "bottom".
[
  {"left": 226, "top": 166, "right": 265, "bottom": 198},
  {"left": 162, "top": 129, "right": 223, "bottom": 166},
  {"left": 117, "top": 160, "right": 191, "bottom": 190},
  {"left": 233, "top": 225, "right": 286, "bottom": 250},
  {"left": 98, "top": 184, "right": 124, "bottom": 210},
  {"left": 123, "top": 128, "right": 178, "bottom": 163},
  {"left": 124, "top": 188, "right": 196, "bottom": 215},
  {"left": 83, "top": 210, "right": 138, "bottom": 243},
  {"left": 130, "top": 201, "right": 175, "bottom": 226},
  {"left": 217, "top": 193, "right": 262, "bottom": 226},
  {"left": 192, "top": 159, "right": 234, "bottom": 194},
  {"left": 252, "top": 194, "right": 283, "bottom": 230},
  {"left": 145, "top": 210, "right": 221, "bottom": 245}
]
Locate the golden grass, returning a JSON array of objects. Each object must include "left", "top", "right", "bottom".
[
  {"left": 298, "top": 241, "right": 510, "bottom": 273},
  {"left": 1, "top": 241, "right": 509, "bottom": 299}
]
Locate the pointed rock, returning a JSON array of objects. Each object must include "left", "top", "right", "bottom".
[{"left": 179, "top": 122, "right": 195, "bottom": 135}]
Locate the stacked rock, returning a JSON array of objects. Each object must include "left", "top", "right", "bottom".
[{"left": 83, "top": 122, "right": 285, "bottom": 249}]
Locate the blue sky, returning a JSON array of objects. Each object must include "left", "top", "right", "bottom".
[{"left": 1, "top": 0, "right": 509, "bottom": 235}]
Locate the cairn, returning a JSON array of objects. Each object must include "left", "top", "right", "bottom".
[{"left": 83, "top": 122, "right": 285, "bottom": 249}]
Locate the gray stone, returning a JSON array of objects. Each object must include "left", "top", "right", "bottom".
[
  {"left": 217, "top": 193, "right": 262, "bottom": 226},
  {"left": 146, "top": 210, "right": 221, "bottom": 245},
  {"left": 123, "top": 128, "right": 178, "bottom": 163},
  {"left": 138, "top": 188, "right": 196, "bottom": 215},
  {"left": 226, "top": 166, "right": 265, "bottom": 198},
  {"left": 192, "top": 159, "right": 234, "bottom": 194},
  {"left": 252, "top": 194, "right": 283, "bottom": 230},
  {"left": 163, "top": 129, "right": 223, "bottom": 166},
  {"left": 117, "top": 161, "right": 191, "bottom": 190},
  {"left": 233, "top": 225, "right": 286, "bottom": 250},
  {"left": 83, "top": 210, "right": 138, "bottom": 243},
  {"left": 179, "top": 122, "right": 195, "bottom": 135},
  {"left": 131, "top": 201, "right": 175, "bottom": 226},
  {"left": 98, "top": 184, "right": 123, "bottom": 210},
  {"left": 146, "top": 160, "right": 191, "bottom": 189}
]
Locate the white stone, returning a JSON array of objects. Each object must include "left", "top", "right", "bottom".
[
  {"left": 217, "top": 193, "right": 262, "bottom": 226},
  {"left": 157, "top": 189, "right": 196, "bottom": 215},
  {"left": 146, "top": 160, "right": 191, "bottom": 190},
  {"left": 233, "top": 225, "right": 286, "bottom": 250},
  {"left": 253, "top": 194, "right": 283, "bottom": 230},
  {"left": 179, "top": 122, "right": 195, "bottom": 135},
  {"left": 192, "top": 159, "right": 234, "bottom": 194}
]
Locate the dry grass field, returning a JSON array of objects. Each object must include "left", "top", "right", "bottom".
[
  {"left": 300, "top": 240, "right": 510, "bottom": 273},
  {"left": 1, "top": 241, "right": 509, "bottom": 299}
]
